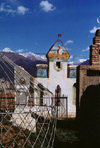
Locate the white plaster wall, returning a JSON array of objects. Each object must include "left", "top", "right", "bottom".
[
  {"left": 49, "top": 61, "right": 68, "bottom": 79},
  {"left": 35, "top": 59, "right": 76, "bottom": 117},
  {"left": 35, "top": 77, "right": 76, "bottom": 117}
]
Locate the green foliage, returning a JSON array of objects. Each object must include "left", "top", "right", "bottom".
[
  {"left": 56, "top": 129, "right": 79, "bottom": 143},
  {"left": 12, "top": 126, "right": 19, "bottom": 132},
  {"left": 2, "top": 118, "right": 12, "bottom": 125},
  {"left": 56, "top": 118, "right": 80, "bottom": 145}
]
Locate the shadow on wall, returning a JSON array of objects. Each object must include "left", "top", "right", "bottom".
[{"left": 80, "top": 84, "right": 100, "bottom": 148}]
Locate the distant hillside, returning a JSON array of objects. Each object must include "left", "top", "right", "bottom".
[
  {"left": 68, "top": 59, "right": 89, "bottom": 66},
  {"left": 20, "top": 52, "right": 46, "bottom": 62},
  {"left": 0, "top": 52, "right": 47, "bottom": 76},
  {"left": 0, "top": 51, "right": 88, "bottom": 79}
]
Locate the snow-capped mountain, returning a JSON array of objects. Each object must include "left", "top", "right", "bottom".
[
  {"left": 20, "top": 52, "right": 47, "bottom": 62},
  {"left": 0, "top": 51, "right": 47, "bottom": 76},
  {"left": 68, "top": 59, "right": 89, "bottom": 65},
  {"left": 0, "top": 50, "right": 89, "bottom": 78}
]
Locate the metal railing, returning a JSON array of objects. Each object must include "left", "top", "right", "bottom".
[
  {"left": 54, "top": 97, "right": 68, "bottom": 119},
  {"left": 0, "top": 100, "right": 57, "bottom": 148},
  {"left": 0, "top": 97, "right": 68, "bottom": 119},
  {"left": 0, "top": 54, "right": 68, "bottom": 147}
]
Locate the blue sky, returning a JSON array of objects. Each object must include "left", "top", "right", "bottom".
[{"left": 0, "top": 0, "right": 100, "bottom": 62}]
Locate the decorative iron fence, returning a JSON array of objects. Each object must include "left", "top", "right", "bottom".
[
  {"left": 0, "top": 54, "right": 56, "bottom": 148},
  {"left": 0, "top": 54, "right": 68, "bottom": 147},
  {"left": 0, "top": 101, "right": 56, "bottom": 148},
  {"left": 54, "top": 97, "right": 68, "bottom": 119}
]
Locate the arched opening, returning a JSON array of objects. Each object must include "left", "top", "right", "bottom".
[
  {"left": 73, "top": 83, "right": 76, "bottom": 105},
  {"left": 38, "top": 83, "right": 45, "bottom": 106},
  {"left": 28, "top": 77, "right": 34, "bottom": 106},
  {"left": 80, "top": 84, "right": 100, "bottom": 147},
  {"left": 55, "top": 85, "right": 61, "bottom": 106}
]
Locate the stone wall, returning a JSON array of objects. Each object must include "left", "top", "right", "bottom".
[
  {"left": 77, "top": 65, "right": 100, "bottom": 105},
  {"left": 76, "top": 29, "right": 100, "bottom": 116}
]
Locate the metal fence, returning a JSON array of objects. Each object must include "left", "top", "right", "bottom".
[
  {"left": 54, "top": 97, "right": 68, "bottom": 119},
  {"left": 0, "top": 96, "right": 68, "bottom": 147},
  {"left": 0, "top": 101, "right": 56, "bottom": 148},
  {"left": 0, "top": 97, "right": 68, "bottom": 119},
  {"left": 0, "top": 54, "right": 68, "bottom": 147}
]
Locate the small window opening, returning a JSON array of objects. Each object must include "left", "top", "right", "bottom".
[
  {"left": 40, "top": 91, "right": 44, "bottom": 106},
  {"left": 87, "top": 70, "right": 100, "bottom": 76},
  {"left": 55, "top": 85, "right": 61, "bottom": 106},
  {"left": 56, "top": 62, "right": 61, "bottom": 69}
]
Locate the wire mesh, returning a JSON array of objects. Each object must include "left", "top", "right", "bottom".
[{"left": 0, "top": 54, "right": 57, "bottom": 148}]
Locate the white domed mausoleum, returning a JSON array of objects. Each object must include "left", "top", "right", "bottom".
[{"left": 35, "top": 37, "right": 77, "bottom": 118}]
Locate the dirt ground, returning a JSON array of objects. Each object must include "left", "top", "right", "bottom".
[{"left": 53, "top": 118, "right": 80, "bottom": 148}]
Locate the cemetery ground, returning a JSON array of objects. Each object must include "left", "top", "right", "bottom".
[
  {"left": 54, "top": 118, "right": 80, "bottom": 148},
  {"left": 0, "top": 113, "right": 80, "bottom": 148}
]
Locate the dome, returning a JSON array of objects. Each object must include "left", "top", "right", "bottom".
[{"left": 95, "top": 29, "right": 100, "bottom": 36}]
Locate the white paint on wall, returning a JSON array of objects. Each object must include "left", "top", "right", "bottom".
[{"left": 35, "top": 58, "right": 76, "bottom": 117}]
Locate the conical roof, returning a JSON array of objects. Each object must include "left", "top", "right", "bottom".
[{"left": 46, "top": 39, "right": 70, "bottom": 60}]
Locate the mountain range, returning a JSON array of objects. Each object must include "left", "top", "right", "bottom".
[
  {"left": 0, "top": 51, "right": 89, "bottom": 77},
  {"left": 0, "top": 51, "right": 47, "bottom": 76}
]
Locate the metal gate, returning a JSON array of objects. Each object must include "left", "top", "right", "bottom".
[{"left": 55, "top": 97, "right": 68, "bottom": 119}]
